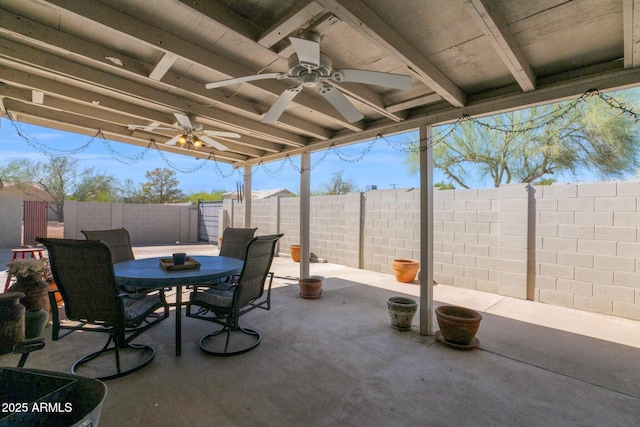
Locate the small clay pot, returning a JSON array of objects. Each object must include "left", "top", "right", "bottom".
[
  {"left": 299, "top": 278, "right": 322, "bottom": 299},
  {"left": 392, "top": 259, "right": 419, "bottom": 283},
  {"left": 435, "top": 305, "right": 482, "bottom": 346},
  {"left": 386, "top": 296, "right": 418, "bottom": 330},
  {"left": 290, "top": 245, "right": 301, "bottom": 263}
]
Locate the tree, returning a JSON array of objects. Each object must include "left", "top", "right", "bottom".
[
  {"left": 140, "top": 168, "right": 184, "bottom": 203},
  {"left": 316, "top": 170, "right": 357, "bottom": 195},
  {"left": 406, "top": 93, "right": 640, "bottom": 188},
  {"left": 184, "top": 190, "right": 226, "bottom": 204},
  {"left": 118, "top": 179, "right": 146, "bottom": 203},
  {"left": 71, "top": 166, "right": 118, "bottom": 202},
  {"left": 0, "top": 156, "right": 118, "bottom": 221}
]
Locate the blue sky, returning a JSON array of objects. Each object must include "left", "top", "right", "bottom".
[{"left": 0, "top": 119, "right": 427, "bottom": 194}]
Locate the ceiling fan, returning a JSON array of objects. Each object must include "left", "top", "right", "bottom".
[
  {"left": 205, "top": 30, "right": 412, "bottom": 124},
  {"left": 128, "top": 112, "right": 240, "bottom": 151}
]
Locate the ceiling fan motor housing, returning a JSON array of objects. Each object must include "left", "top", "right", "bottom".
[{"left": 288, "top": 52, "right": 333, "bottom": 86}]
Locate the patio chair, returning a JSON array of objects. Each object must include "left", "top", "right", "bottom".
[
  {"left": 219, "top": 227, "right": 258, "bottom": 260},
  {"left": 211, "top": 227, "right": 257, "bottom": 285},
  {"left": 81, "top": 228, "right": 156, "bottom": 296},
  {"left": 35, "top": 237, "right": 169, "bottom": 380},
  {"left": 186, "top": 233, "right": 283, "bottom": 356}
]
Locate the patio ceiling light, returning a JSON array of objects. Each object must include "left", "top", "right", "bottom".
[{"left": 176, "top": 133, "right": 203, "bottom": 150}]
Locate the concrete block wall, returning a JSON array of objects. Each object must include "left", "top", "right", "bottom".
[
  {"left": 431, "top": 184, "right": 529, "bottom": 298},
  {"left": 64, "top": 200, "right": 199, "bottom": 245},
  {"left": 535, "top": 182, "right": 640, "bottom": 319},
  {"left": 311, "top": 193, "right": 362, "bottom": 267},
  {"left": 363, "top": 189, "right": 420, "bottom": 274},
  {"left": 0, "top": 197, "right": 23, "bottom": 247}
]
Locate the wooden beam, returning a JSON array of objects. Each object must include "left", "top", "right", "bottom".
[
  {"left": 466, "top": 0, "right": 536, "bottom": 92},
  {"left": 258, "top": 1, "right": 325, "bottom": 48},
  {"left": 0, "top": 11, "right": 334, "bottom": 141},
  {"left": 0, "top": 37, "right": 310, "bottom": 148},
  {"left": 149, "top": 52, "right": 178, "bottom": 81},
  {"left": 35, "top": 0, "right": 364, "bottom": 131},
  {"left": 316, "top": 0, "right": 466, "bottom": 108},
  {"left": 623, "top": 0, "right": 640, "bottom": 68},
  {"left": 3, "top": 99, "right": 247, "bottom": 163}
]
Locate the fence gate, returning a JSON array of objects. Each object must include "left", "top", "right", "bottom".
[
  {"left": 24, "top": 201, "right": 48, "bottom": 245},
  {"left": 198, "top": 200, "right": 223, "bottom": 244}
]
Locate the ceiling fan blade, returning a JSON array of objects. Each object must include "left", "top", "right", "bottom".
[
  {"left": 173, "top": 113, "right": 192, "bottom": 129},
  {"left": 319, "top": 85, "right": 364, "bottom": 123},
  {"left": 128, "top": 125, "right": 174, "bottom": 131},
  {"left": 331, "top": 69, "right": 412, "bottom": 90},
  {"left": 202, "top": 130, "right": 241, "bottom": 138},
  {"left": 290, "top": 36, "right": 320, "bottom": 68},
  {"left": 205, "top": 72, "right": 286, "bottom": 89},
  {"left": 262, "top": 85, "right": 303, "bottom": 124},
  {"left": 199, "top": 135, "right": 228, "bottom": 151},
  {"left": 165, "top": 135, "right": 181, "bottom": 146}
]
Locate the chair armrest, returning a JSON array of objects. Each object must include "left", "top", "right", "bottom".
[{"left": 13, "top": 338, "right": 46, "bottom": 355}]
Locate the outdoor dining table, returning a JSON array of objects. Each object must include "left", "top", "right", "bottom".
[{"left": 113, "top": 255, "right": 243, "bottom": 356}]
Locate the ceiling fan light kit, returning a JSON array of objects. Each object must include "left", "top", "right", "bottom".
[
  {"left": 129, "top": 113, "right": 239, "bottom": 152},
  {"left": 206, "top": 30, "right": 412, "bottom": 124}
]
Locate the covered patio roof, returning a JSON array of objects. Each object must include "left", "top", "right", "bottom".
[{"left": 0, "top": 0, "right": 639, "bottom": 165}]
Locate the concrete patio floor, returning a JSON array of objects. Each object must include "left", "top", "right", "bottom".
[{"left": 1, "top": 243, "right": 640, "bottom": 426}]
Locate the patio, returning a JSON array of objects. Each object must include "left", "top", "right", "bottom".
[{"left": 1, "top": 243, "right": 639, "bottom": 426}]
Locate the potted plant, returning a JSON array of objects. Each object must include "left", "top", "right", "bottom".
[
  {"left": 435, "top": 305, "right": 482, "bottom": 350},
  {"left": 392, "top": 259, "right": 419, "bottom": 283},
  {"left": 6, "top": 258, "right": 51, "bottom": 314},
  {"left": 386, "top": 296, "right": 418, "bottom": 330},
  {"left": 290, "top": 245, "right": 301, "bottom": 262},
  {"left": 298, "top": 277, "right": 322, "bottom": 299}
]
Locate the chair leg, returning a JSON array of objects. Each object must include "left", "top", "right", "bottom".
[
  {"left": 71, "top": 334, "right": 156, "bottom": 381},
  {"left": 198, "top": 325, "right": 261, "bottom": 356}
]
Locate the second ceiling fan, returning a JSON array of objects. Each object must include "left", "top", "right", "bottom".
[
  {"left": 205, "top": 30, "right": 412, "bottom": 124},
  {"left": 129, "top": 113, "right": 240, "bottom": 151}
]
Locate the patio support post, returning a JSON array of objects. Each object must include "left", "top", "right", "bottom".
[
  {"left": 300, "top": 152, "right": 311, "bottom": 280},
  {"left": 419, "top": 124, "right": 434, "bottom": 335},
  {"left": 244, "top": 165, "right": 252, "bottom": 228}
]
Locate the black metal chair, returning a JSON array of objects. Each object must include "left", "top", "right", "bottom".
[
  {"left": 36, "top": 237, "right": 169, "bottom": 380},
  {"left": 186, "top": 234, "right": 283, "bottom": 356},
  {"left": 219, "top": 227, "right": 258, "bottom": 260},
  {"left": 81, "top": 228, "right": 147, "bottom": 295}
]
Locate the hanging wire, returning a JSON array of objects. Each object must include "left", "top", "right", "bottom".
[
  {"left": 3, "top": 88, "right": 638, "bottom": 178},
  {"left": 210, "top": 153, "right": 240, "bottom": 179},
  {"left": 100, "top": 133, "right": 148, "bottom": 165},
  {"left": 7, "top": 117, "right": 93, "bottom": 157},
  {"left": 149, "top": 140, "right": 209, "bottom": 174}
]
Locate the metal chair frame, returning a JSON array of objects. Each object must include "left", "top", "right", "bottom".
[
  {"left": 37, "top": 237, "right": 169, "bottom": 380},
  {"left": 186, "top": 234, "right": 283, "bottom": 356}
]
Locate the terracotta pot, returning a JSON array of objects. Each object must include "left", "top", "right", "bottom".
[
  {"left": 386, "top": 296, "right": 417, "bottom": 331},
  {"left": 299, "top": 278, "right": 322, "bottom": 299},
  {"left": 392, "top": 259, "right": 419, "bottom": 283},
  {"left": 435, "top": 305, "right": 482, "bottom": 346},
  {"left": 290, "top": 245, "right": 301, "bottom": 263},
  {"left": 7, "top": 276, "right": 51, "bottom": 315}
]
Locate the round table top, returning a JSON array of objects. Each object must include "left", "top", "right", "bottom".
[{"left": 113, "top": 255, "right": 243, "bottom": 289}]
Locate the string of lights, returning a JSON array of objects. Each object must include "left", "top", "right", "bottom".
[{"left": 3, "top": 88, "right": 638, "bottom": 180}]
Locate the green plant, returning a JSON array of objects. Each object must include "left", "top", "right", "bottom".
[{"left": 7, "top": 258, "right": 48, "bottom": 278}]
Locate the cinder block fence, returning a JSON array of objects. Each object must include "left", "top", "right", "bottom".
[
  {"left": 225, "top": 182, "right": 640, "bottom": 321},
  {"left": 55, "top": 182, "right": 640, "bottom": 321}
]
